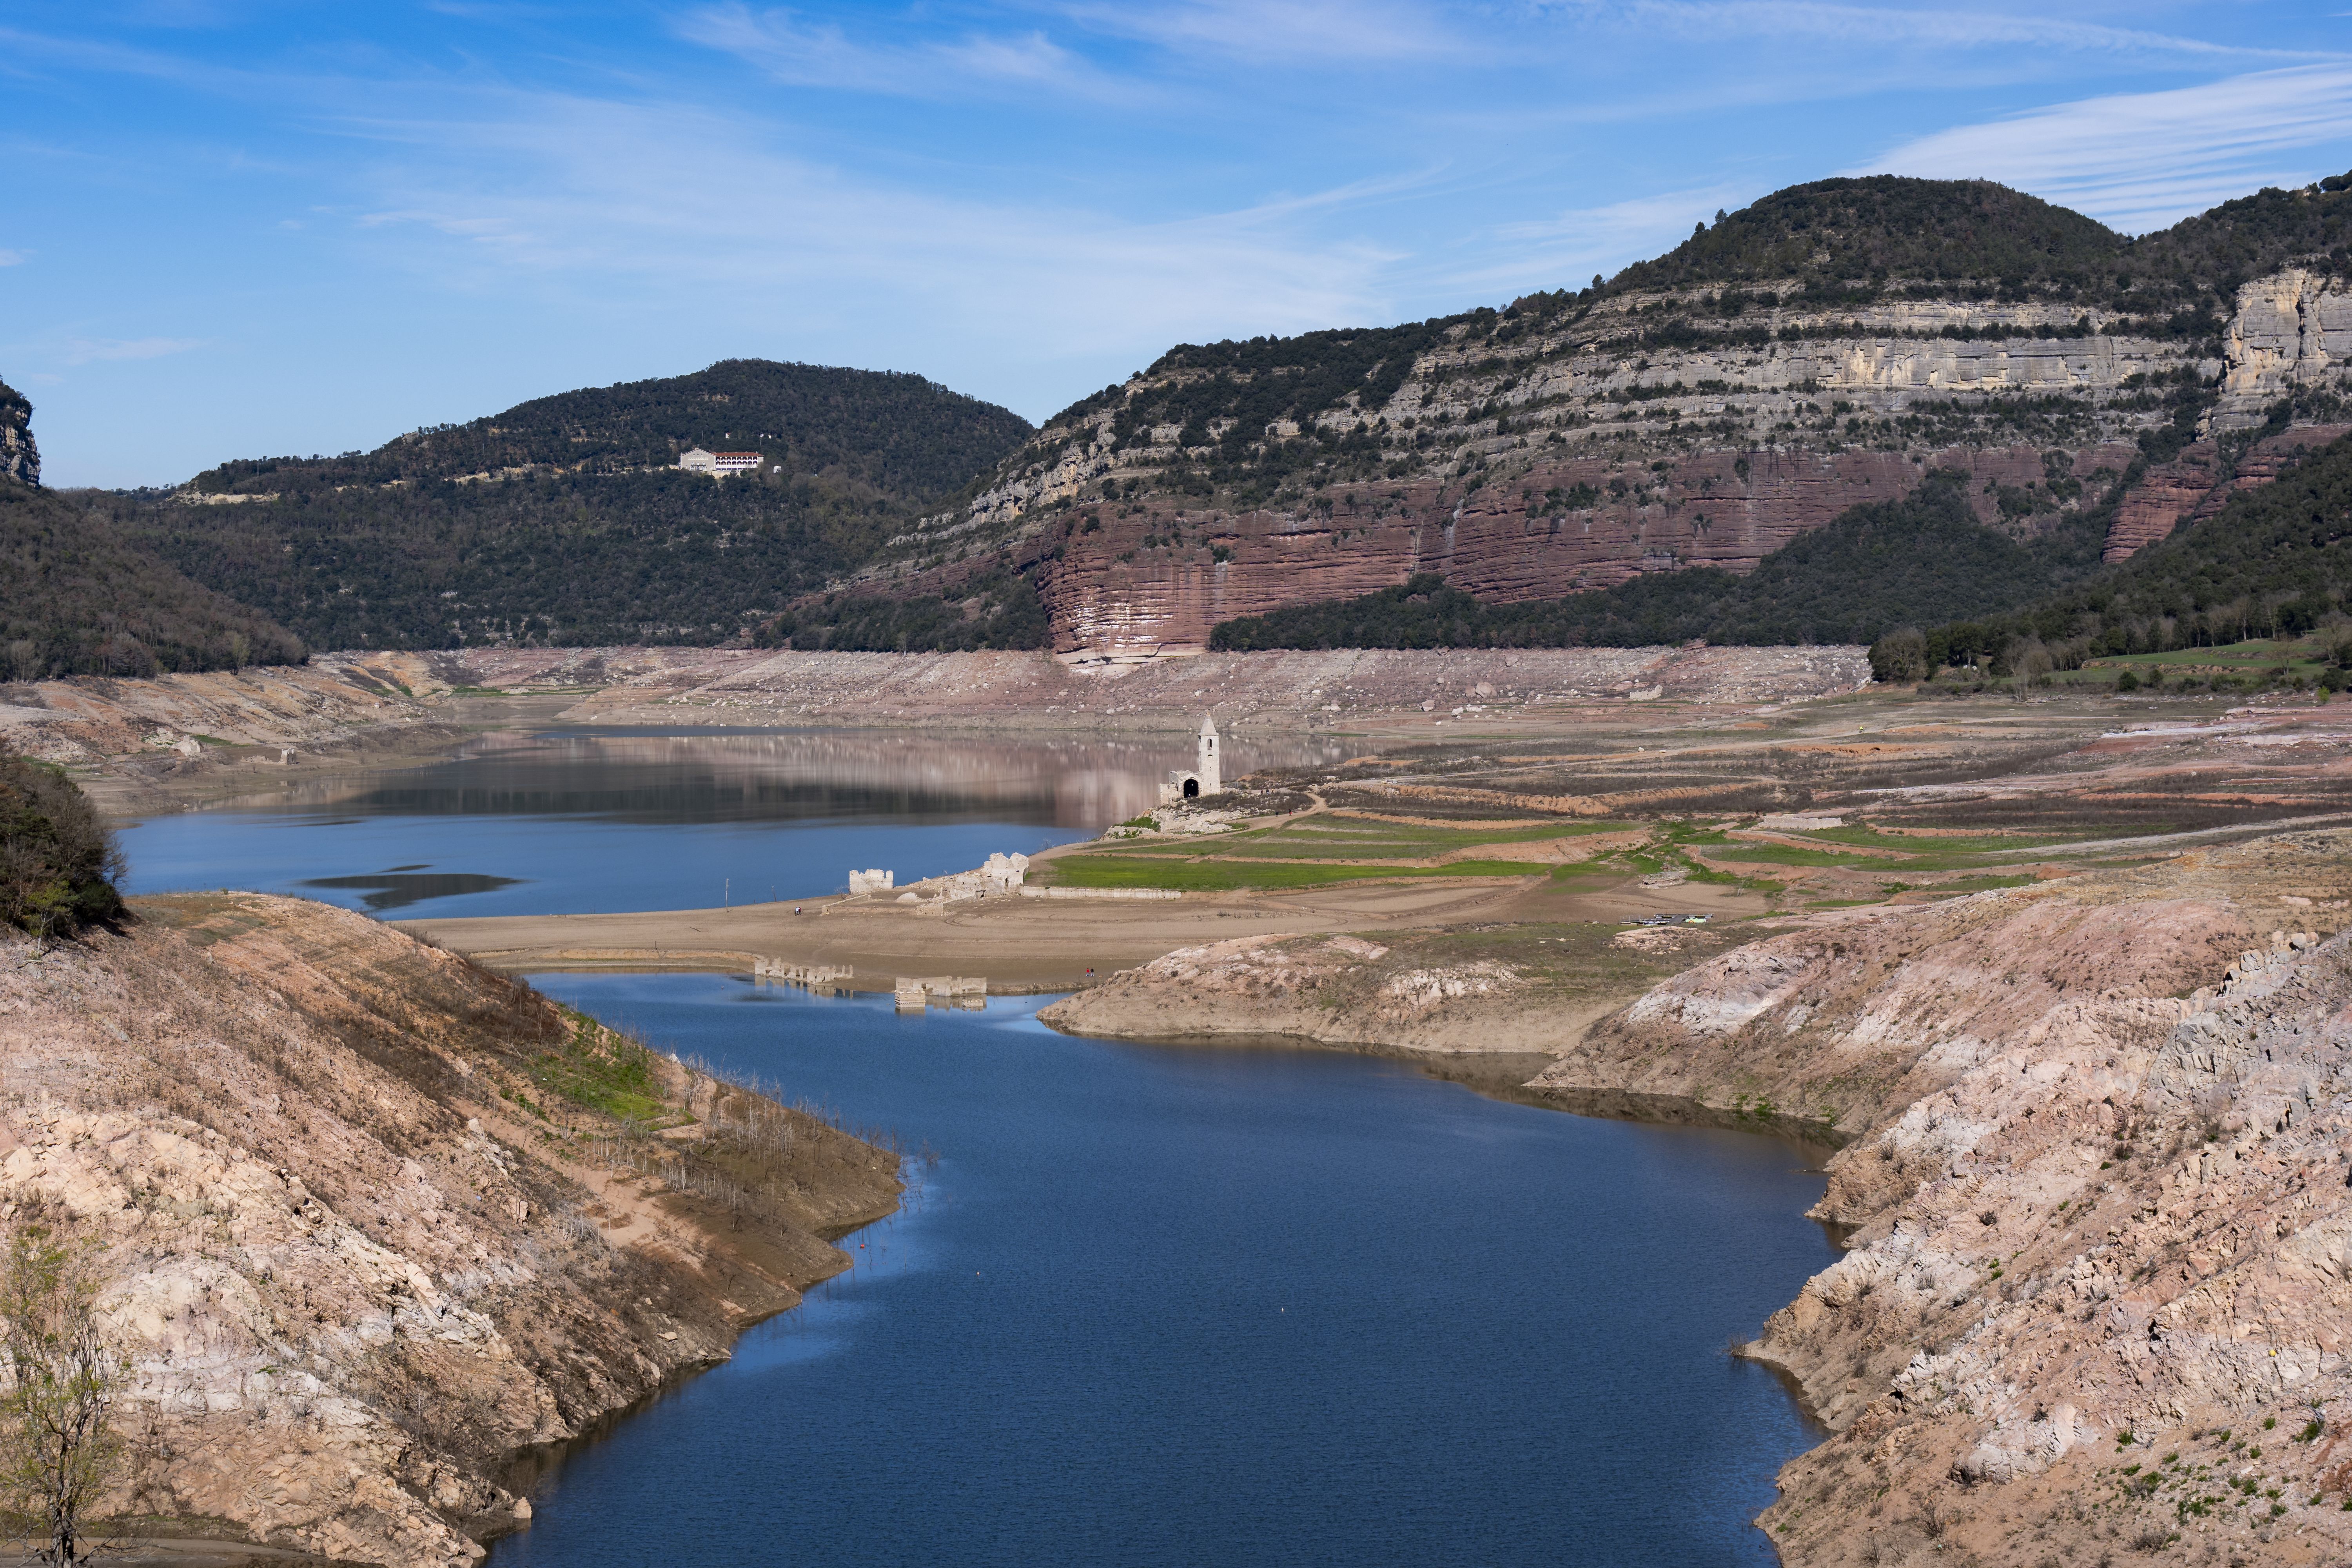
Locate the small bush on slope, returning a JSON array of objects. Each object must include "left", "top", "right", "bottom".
[{"left": 0, "top": 753, "right": 123, "bottom": 940}]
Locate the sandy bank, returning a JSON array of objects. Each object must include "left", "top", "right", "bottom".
[
  {"left": 401, "top": 870, "right": 1770, "bottom": 998},
  {"left": 3, "top": 644, "right": 1877, "bottom": 818}
]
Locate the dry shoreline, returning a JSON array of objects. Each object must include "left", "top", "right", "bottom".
[
  {"left": 0, "top": 895, "right": 904, "bottom": 1568},
  {"left": 35, "top": 656, "right": 2352, "bottom": 1564}
]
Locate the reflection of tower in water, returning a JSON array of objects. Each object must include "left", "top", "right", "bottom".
[{"left": 1158, "top": 714, "right": 1221, "bottom": 805}]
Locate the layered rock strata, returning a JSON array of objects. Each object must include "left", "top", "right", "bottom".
[
  {"left": 875, "top": 269, "right": 2352, "bottom": 655},
  {"left": 0, "top": 895, "right": 900, "bottom": 1565}
]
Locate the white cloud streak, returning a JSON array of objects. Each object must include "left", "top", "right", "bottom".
[
  {"left": 1583, "top": 0, "right": 2318, "bottom": 62},
  {"left": 678, "top": 4, "right": 1132, "bottom": 101},
  {"left": 1063, "top": 0, "right": 1469, "bottom": 64},
  {"left": 343, "top": 92, "right": 1401, "bottom": 401},
  {"left": 1857, "top": 63, "right": 2352, "bottom": 232}
]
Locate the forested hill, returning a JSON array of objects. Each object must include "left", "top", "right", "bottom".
[
  {"left": 1577, "top": 173, "right": 2352, "bottom": 318},
  {"left": 0, "top": 481, "right": 307, "bottom": 680},
  {"left": 1882, "top": 429, "right": 2352, "bottom": 678},
  {"left": 127, "top": 361, "right": 1034, "bottom": 650},
  {"left": 0, "top": 381, "right": 305, "bottom": 679},
  {"left": 187, "top": 360, "right": 1033, "bottom": 499}
]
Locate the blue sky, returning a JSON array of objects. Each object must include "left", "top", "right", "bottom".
[{"left": 5, "top": 1, "right": 2350, "bottom": 487}]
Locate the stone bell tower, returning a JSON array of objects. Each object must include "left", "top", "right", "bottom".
[{"left": 1158, "top": 713, "right": 1223, "bottom": 804}]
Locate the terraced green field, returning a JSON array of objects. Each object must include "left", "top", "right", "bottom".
[{"left": 1040, "top": 855, "right": 1560, "bottom": 891}]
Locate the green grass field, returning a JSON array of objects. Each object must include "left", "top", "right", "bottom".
[{"left": 1042, "top": 855, "right": 1552, "bottom": 891}]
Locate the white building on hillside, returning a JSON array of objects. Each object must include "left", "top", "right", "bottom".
[{"left": 677, "top": 448, "right": 762, "bottom": 477}]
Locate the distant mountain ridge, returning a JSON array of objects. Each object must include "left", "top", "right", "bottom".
[
  {"left": 23, "top": 172, "right": 2352, "bottom": 664},
  {"left": 186, "top": 359, "right": 1030, "bottom": 503},
  {"left": 120, "top": 361, "right": 1034, "bottom": 650},
  {"left": 840, "top": 172, "right": 2352, "bottom": 659}
]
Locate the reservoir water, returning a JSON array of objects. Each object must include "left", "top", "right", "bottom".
[
  {"left": 118, "top": 727, "right": 1341, "bottom": 916},
  {"left": 117, "top": 728, "right": 1838, "bottom": 1564}
]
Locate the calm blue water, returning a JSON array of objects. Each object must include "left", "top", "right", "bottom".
[
  {"left": 120, "top": 809, "right": 1072, "bottom": 916},
  {"left": 115, "top": 728, "right": 1838, "bottom": 1562},
  {"left": 491, "top": 976, "right": 1836, "bottom": 1568},
  {"left": 113, "top": 728, "right": 1160, "bottom": 916}
]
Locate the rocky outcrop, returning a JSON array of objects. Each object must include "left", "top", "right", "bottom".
[
  {"left": 0, "top": 895, "right": 901, "bottom": 1564},
  {"left": 1031, "top": 443, "right": 2138, "bottom": 652},
  {"left": 1042, "top": 933, "right": 1566, "bottom": 1056},
  {"left": 2102, "top": 441, "right": 2221, "bottom": 563},
  {"left": 0, "top": 377, "right": 39, "bottom": 487},
  {"left": 2218, "top": 269, "right": 2352, "bottom": 428}
]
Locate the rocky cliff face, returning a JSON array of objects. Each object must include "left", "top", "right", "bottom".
[
  {"left": 1537, "top": 833, "right": 2352, "bottom": 1564},
  {"left": 0, "top": 894, "right": 901, "bottom": 1565},
  {"left": 0, "top": 378, "right": 40, "bottom": 487},
  {"left": 861, "top": 209, "right": 2352, "bottom": 659}
]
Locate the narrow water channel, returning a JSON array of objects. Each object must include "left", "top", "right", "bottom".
[{"left": 493, "top": 978, "right": 1834, "bottom": 1566}]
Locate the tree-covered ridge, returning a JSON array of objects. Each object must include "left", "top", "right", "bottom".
[
  {"left": 1566, "top": 174, "right": 2352, "bottom": 319},
  {"left": 123, "top": 359, "right": 1038, "bottom": 651},
  {"left": 755, "top": 568, "right": 1047, "bottom": 653},
  {"left": 122, "top": 465, "right": 904, "bottom": 650},
  {"left": 0, "top": 481, "right": 306, "bottom": 679},
  {"left": 1884, "top": 429, "right": 2352, "bottom": 677},
  {"left": 189, "top": 360, "right": 1034, "bottom": 503},
  {"left": 1210, "top": 472, "right": 2113, "bottom": 652},
  {"left": 1601, "top": 177, "right": 2127, "bottom": 301}
]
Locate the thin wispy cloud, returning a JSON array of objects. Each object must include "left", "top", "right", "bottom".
[
  {"left": 0, "top": 250, "right": 24, "bottom": 266},
  {"left": 1858, "top": 62, "right": 2352, "bottom": 232},
  {"left": 345, "top": 92, "right": 1398, "bottom": 368},
  {"left": 1066, "top": 0, "right": 1469, "bottom": 64},
  {"left": 679, "top": 5, "right": 1129, "bottom": 101},
  {"left": 1587, "top": 0, "right": 2321, "bottom": 62},
  {"left": 61, "top": 336, "right": 203, "bottom": 363}
]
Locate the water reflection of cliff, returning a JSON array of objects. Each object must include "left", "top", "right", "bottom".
[{"left": 250, "top": 728, "right": 1350, "bottom": 829}]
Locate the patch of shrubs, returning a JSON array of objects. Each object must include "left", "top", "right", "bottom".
[{"left": 0, "top": 751, "right": 123, "bottom": 940}]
